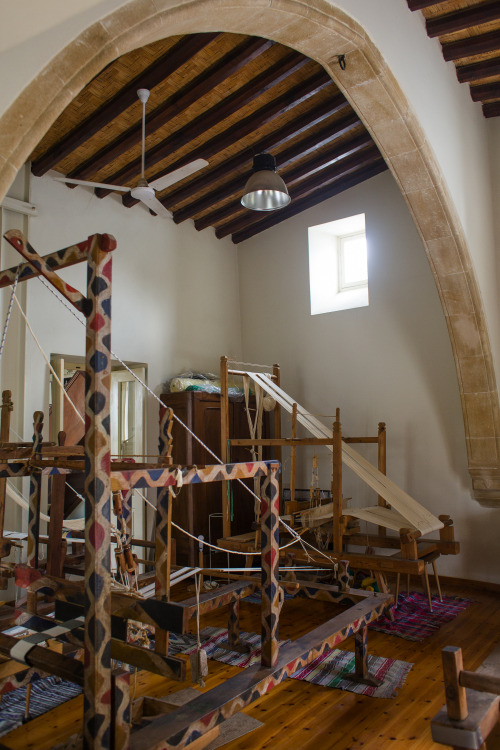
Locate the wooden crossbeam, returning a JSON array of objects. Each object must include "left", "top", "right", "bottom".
[
  {"left": 31, "top": 34, "right": 219, "bottom": 176},
  {"left": 218, "top": 146, "right": 382, "bottom": 239},
  {"left": 426, "top": 1, "right": 500, "bottom": 38},
  {"left": 70, "top": 37, "right": 272, "bottom": 183},
  {"left": 0, "top": 632, "right": 83, "bottom": 685},
  {"left": 100, "top": 69, "right": 332, "bottom": 198},
  {"left": 170, "top": 97, "right": 352, "bottom": 214},
  {"left": 129, "top": 594, "right": 392, "bottom": 750},
  {"left": 196, "top": 130, "right": 372, "bottom": 232},
  {"left": 232, "top": 160, "right": 387, "bottom": 243},
  {"left": 0, "top": 236, "right": 92, "bottom": 289},
  {"left": 442, "top": 30, "right": 500, "bottom": 62},
  {"left": 181, "top": 112, "right": 362, "bottom": 227},
  {"left": 457, "top": 56, "right": 500, "bottom": 83}
]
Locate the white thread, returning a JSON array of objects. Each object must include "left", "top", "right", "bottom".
[
  {"left": 0, "top": 268, "right": 21, "bottom": 360},
  {"left": 36, "top": 277, "right": 337, "bottom": 565},
  {"left": 12, "top": 293, "right": 84, "bottom": 425}
]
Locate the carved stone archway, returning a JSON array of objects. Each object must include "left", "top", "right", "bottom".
[{"left": 0, "top": 0, "right": 498, "bottom": 503}]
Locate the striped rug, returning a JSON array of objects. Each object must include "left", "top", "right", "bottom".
[
  {"left": 181, "top": 626, "right": 290, "bottom": 668},
  {"left": 369, "top": 591, "right": 472, "bottom": 641},
  {"left": 290, "top": 649, "right": 413, "bottom": 698},
  {"left": 0, "top": 674, "right": 81, "bottom": 737}
]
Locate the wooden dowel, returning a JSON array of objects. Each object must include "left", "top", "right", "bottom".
[{"left": 442, "top": 646, "right": 468, "bottom": 721}]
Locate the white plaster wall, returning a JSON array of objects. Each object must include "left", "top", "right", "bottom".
[
  {"left": 238, "top": 170, "right": 499, "bottom": 584},
  {"left": 22, "top": 174, "right": 242, "bottom": 438}
]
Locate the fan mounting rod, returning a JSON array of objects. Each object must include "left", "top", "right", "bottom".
[{"left": 137, "top": 89, "right": 150, "bottom": 179}]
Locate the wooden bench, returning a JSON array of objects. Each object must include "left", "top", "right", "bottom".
[{"left": 431, "top": 643, "right": 500, "bottom": 749}]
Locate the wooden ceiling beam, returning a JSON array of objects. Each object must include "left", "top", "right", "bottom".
[
  {"left": 483, "top": 100, "right": 500, "bottom": 116},
  {"left": 442, "top": 30, "right": 500, "bottom": 61},
  {"left": 173, "top": 110, "right": 360, "bottom": 224},
  {"left": 31, "top": 33, "right": 219, "bottom": 176},
  {"left": 100, "top": 55, "right": 320, "bottom": 199},
  {"left": 192, "top": 130, "right": 371, "bottom": 231},
  {"left": 457, "top": 55, "right": 500, "bottom": 82},
  {"left": 215, "top": 145, "right": 382, "bottom": 239},
  {"left": 232, "top": 160, "right": 388, "bottom": 244},
  {"left": 115, "top": 70, "right": 334, "bottom": 205},
  {"left": 165, "top": 99, "right": 353, "bottom": 211},
  {"left": 470, "top": 81, "right": 500, "bottom": 101},
  {"left": 407, "top": 0, "right": 447, "bottom": 9},
  {"left": 68, "top": 36, "right": 274, "bottom": 182},
  {"left": 426, "top": 1, "right": 500, "bottom": 38}
]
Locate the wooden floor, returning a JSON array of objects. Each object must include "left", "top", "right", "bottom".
[{"left": 2, "top": 578, "right": 500, "bottom": 750}]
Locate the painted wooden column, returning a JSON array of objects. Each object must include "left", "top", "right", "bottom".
[
  {"left": 0, "top": 390, "right": 13, "bottom": 536},
  {"left": 155, "top": 406, "right": 174, "bottom": 656},
  {"left": 158, "top": 405, "right": 173, "bottom": 466},
  {"left": 83, "top": 233, "right": 116, "bottom": 750},
  {"left": 260, "top": 462, "right": 280, "bottom": 668},
  {"left": 27, "top": 411, "right": 44, "bottom": 570},
  {"left": 227, "top": 600, "right": 240, "bottom": 647},
  {"left": 27, "top": 411, "right": 44, "bottom": 614}
]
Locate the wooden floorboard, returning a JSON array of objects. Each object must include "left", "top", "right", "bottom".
[{"left": 1, "top": 579, "right": 499, "bottom": 750}]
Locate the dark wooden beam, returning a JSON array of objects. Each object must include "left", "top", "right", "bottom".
[
  {"left": 217, "top": 145, "right": 382, "bottom": 239},
  {"left": 68, "top": 37, "right": 274, "bottom": 182},
  {"left": 194, "top": 131, "right": 372, "bottom": 232},
  {"left": 426, "top": 1, "right": 500, "bottom": 38},
  {"left": 407, "top": 0, "right": 446, "bottom": 9},
  {"left": 176, "top": 112, "right": 362, "bottom": 226},
  {"left": 470, "top": 81, "right": 500, "bottom": 101},
  {"left": 166, "top": 99, "right": 353, "bottom": 213},
  {"left": 442, "top": 30, "right": 500, "bottom": 62},
  {"left": 100, "top": 54, "right": 317, "bottom": 200},
  {"left": 30, "top": 34, "right": 219, "bottom": 176},
  {"left": 457, "top": 55, "right": 500, "bottom": 82},
  {"left": 113, "top": 70, "right": 334, "bottom": 204},
  {"left": 483, "top": 100, "right": 500, "bottom": 116},
  {"left": 0, "top": 631, "right": 83, "bottom": 685},
  {"left": 232, "top": 160, "right": 388, "bottom": 244}
]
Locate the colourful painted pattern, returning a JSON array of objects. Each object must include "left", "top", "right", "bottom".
[
  {"left": 111, "top": 460, "right": 274, "bottom": 492},
  {"left": 111, "top": 669, "right": 130, "bottom": 750},
  {"left": 27, "top": 412, "right": 44, "bottom": 571},
  {"left": 260, "top": 464, "right": 280, "bottom": 668},
  {"left": 0, "top": 234, "right": 92, "bottom": 289},
  {"left": 158, "top": 406, "right": 173, "bottom": 465},
  {"left": 83, "top": 234, "right": 115, "bottom": 750},
  {"left": 3, "top": 229, "right": 86, "bottom": 313},
  {"left": 129, "top": 594, "right": 393, "bottom": 750}
]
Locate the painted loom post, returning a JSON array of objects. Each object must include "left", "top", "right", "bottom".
[
  {"left": 155, "top": 406, "right": 175, "bottom": 656},
  {"left": 27, "top": 411, "right": 44, "bottom": 613},
  {"left": 261, "top": 462, "right": 280, "bottom": 668},
  {"left": 83, "top": 233, "right": 116, "bottom": 750}
]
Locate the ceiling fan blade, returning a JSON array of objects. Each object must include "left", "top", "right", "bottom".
[
  {"left": 149, "top": 159, "right": 209, "bottom": 192},
  {"left": 52, "top": 176, "right": 130, "bottom": 192},
  {"left": 136, "top": 191, "right": 172, "bottom": 219}
]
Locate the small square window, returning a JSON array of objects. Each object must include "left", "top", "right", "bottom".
[
  {"left": 308, "top": 214, "right": 368, "bottom": 315},
  {"left": 338, "top": 232, "right": 368, "bottom": 292}
]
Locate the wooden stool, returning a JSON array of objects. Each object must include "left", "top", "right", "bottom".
[{"left": 395, "top": 549, "right": 442, "bottom": 611}]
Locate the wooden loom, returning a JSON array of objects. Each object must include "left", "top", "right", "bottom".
[
  {"left": 219, "top": 357, "right": 459, "bottom": 597},
  {"left": 0, "top": 230, "right": 394, "bottom": 750}
]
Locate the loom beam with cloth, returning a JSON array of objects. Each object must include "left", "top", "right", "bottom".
[{"left": 219, "top": 357, "right": 460, "bottom": 605}]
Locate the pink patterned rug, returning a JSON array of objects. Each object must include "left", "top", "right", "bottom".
[{"left": 369, "top": 591, "right": 472, "bottom": 641}]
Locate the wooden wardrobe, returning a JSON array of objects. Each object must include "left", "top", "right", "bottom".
[{"left": 160, "top": 390, "right": 271, "bottom": 565}]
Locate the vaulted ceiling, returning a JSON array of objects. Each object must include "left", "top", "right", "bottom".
[
  {"left": 28, "top": 33, "right": 386, "bottom": 244},
  {"left": 28, "top": 1, "right": 499, "bottom": 243}
]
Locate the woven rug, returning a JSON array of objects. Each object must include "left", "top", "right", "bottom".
[
  {"left": 182, "top": 626, "right": 290, "bottom": 668},
  {"left": 290, "top": 649, "right": 413, "bottom": 698},
  {"left": 0, "top": 674, "right": 82, "bottom": 737},
  {"left": 369, "top": 591, "right": 472, "bottom": 641}
]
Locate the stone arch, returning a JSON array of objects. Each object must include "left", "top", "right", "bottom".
[{"left": 0, "top": 0, "right": 498, "bottom": 502}]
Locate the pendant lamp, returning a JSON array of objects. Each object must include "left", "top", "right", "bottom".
[{"left": 241, "top": 153, "right": 290, "bottom": 211}]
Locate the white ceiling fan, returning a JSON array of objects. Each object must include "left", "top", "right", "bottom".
[{"left": 52, "top": 88, "right": 208, "bottom": 218}]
